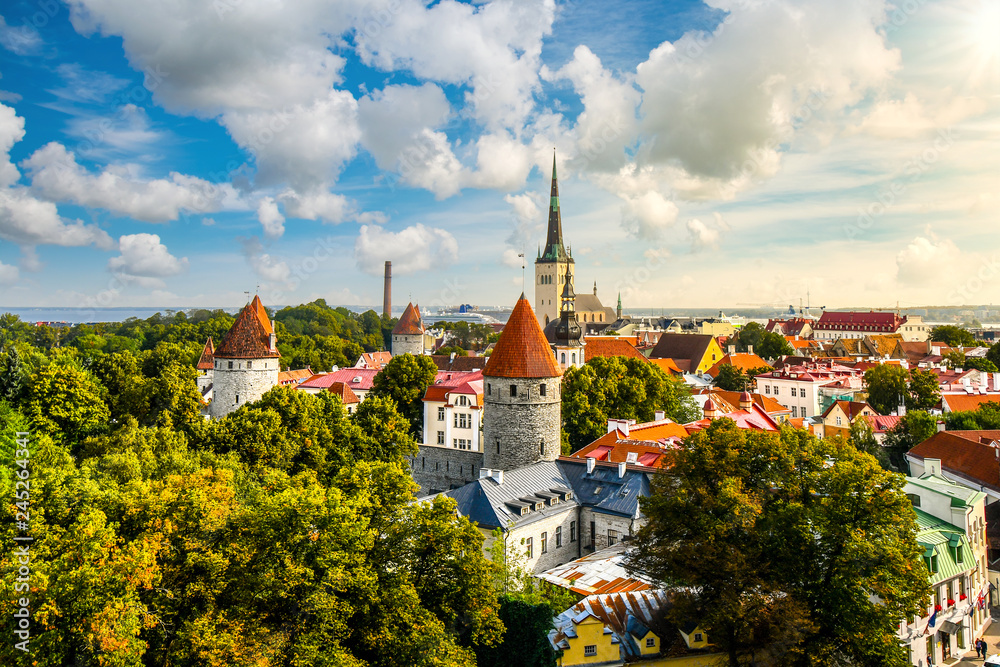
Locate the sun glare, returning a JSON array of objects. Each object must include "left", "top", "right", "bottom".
[{"left": 963, "top": 0, "right": 1000, "bottom": 87}]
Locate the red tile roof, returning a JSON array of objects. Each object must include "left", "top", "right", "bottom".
[
  {"left": 392, "top": 302, "right": 424, "bottom": 335},
  {"left": 648, "top": 358, "right": 683, "bottom": 374},
  {"left": 196, "top": 337, "right": 215, "bottom": 370},
  {"left": 299, "top": 368, "right": 380, "bottom": 391},
  {"left": 942, "top": 394, "right": 1000, "bottom": 413},
  {"left": 327, "top": 381, "right": 360, "bottom": 404},
  {"left": 214, "top": 296, "right": 280, "bottom": 359},
  {"left": 483, "top": 295, "right": 562, "bottom": 378},
  {"left": 814, "top": 310, "right": 904, "bottom": 332},
  {"left": 583, "top": 337, "right": 646, "bottom": 362},
  {"left": 278, "top": 368, "right": 313, "bottom": 385},
  {"left": 706, "top": 352, "right": 771, "bottom": 377},
  {"left": 357, "top": 351, "right": 392, "bottom": 369},
  {"left": 908, "top": 430, "right": 1000, "bottom": 493}
]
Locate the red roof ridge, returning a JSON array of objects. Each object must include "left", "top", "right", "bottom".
[
  {"left": 196, "top": 337, "right": 215, "bottom": 370},
  {"left": 484, "top": 295, "right": 562, "bottom": 378},
  {"left": 215, "top": 296, "right": 280, "bottom": 359},
  {"left": 393, "top": 302, "right": 424, "bottom": 335}
]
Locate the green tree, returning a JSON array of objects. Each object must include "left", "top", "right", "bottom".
[
  {"left": 986, "top": 341, "right": 1000, "bottom": 370},
  {"left": 436, "top": 345, "right": 468, "bottom": 357},
  {"left": 370, "top": 353, "right": 439, "bottom": 436},
  {"left": 931, "top": 325, "right": 976, "bottom": 347},
  {"left": 882, "top": 411, "right": 938, "bottom": 472},
  {"left": 0, "top": 345, "right": 25, "bottom": 404},
  {"left": 863, "top": 364, "right": 910, "bottom": 415},
  {"left": 713, "top": 364, "right": 749, "bottom": 392},
  {"left": 562, "top": 356, "right": 700, "bottom": 451},
  {"left": 733, "top": 322, "right": 794, "bottom": 360},
  {"left": 25, "top": 364, "right": 110, "bottom": 448},
  {"left": 908, "top": 368, "right": 942, "bottom": 411},
  {"left": 628, "top": 420, "right": 929, "bottom": 666}
]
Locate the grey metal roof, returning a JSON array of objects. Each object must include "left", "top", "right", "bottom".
[{"left": 444, "top": 459, "right": 649, "bottom": 531}]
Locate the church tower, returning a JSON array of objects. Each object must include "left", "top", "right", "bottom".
[
  {"left": 391, "top": 302, "right": 424, "bottom": 356},
  {"left": 534, "top": 151, "right": 574, "bottom": 327},
  {"left": 483, "top": 294, "right": 562, "bottom": 471},
  {"left": 211, "top": 296, "right": 281, "bottom": 419},
  {"left": 552, "top": 268, "right": 584, "bottom": 371}
]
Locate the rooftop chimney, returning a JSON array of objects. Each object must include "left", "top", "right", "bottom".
[
  {"left": 937, "top": 420, "right": 945, "bottom": 433},
  {"left": 728, "top": 344, "right": 736, "bottom": 355},
  {"left": 618, "top": 461, "right": 627, "bottom": 478},
  {"left": 747, "top": 345, "right": 754, "bottom": 355},
  {"left": 383, "top": 261, "right": 392, "bottom": 318},
  {"left": 586, "top": 457, "right": 596, "bottom": 474},
  {"left": 654, "top": 410, "right": 665, "bottom": 421}
]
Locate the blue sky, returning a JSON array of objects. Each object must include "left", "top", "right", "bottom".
[{"left": 0, "top": 0, "right": 998, "bottom": 312}]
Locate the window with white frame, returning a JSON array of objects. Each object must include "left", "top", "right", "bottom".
[
  {"left": 454, "top": 413, "right": 471, "bottom": 429},
  {"left": 584, "top": 646, "right": 597, "bottom": 657},
  {"left": 437, "top": 407, "right": 445, "bottom": 421},
  {"left": 453, "top": 438, "right": 471, "bottom": 450},
  {"left": 437, "top": 431, "right": 444, "bottom": 444}
]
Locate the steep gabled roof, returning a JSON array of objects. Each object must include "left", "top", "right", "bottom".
[
  {"left": 908, "top": 430, "right": 1000, "bottom": 493},
  {"left": 214, "top": 296, "right": 279, "bottom": 359},
  {"left": 196, "top": 337, "right": 215, "bottom": 370},
  {"left": 584, "top": 337, "right": 646, "bottom": 363},
  {"left": 484, "top": 295, "right": 562, "bottom": 378},
  {"left": 392, "top": 302, "right": 424, "bottom": 335},
  {"left": 327, "top": 381, "right": 360, "bottom": 405},
  {"left": 648, "top": 333, "right": 715, "bottom": 365}
]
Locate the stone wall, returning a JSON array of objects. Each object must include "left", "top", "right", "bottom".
[
  {"left": 210, "top": 358, "right": 279, "bottom": 419},
  {"left": 410, "top": 444, "right": 485, "bottom": 495},
  {"left": 392, "top": 334, "right": 423, "bottom": 356},
  {"left": 500, "top": 507, "right": 584, "bottom": 573},
  {"left": 580, "top": 508, "right": 640, "bottom": 554},
  {"left": 483, "top": 375, "right": 561, "bottom": 470}
]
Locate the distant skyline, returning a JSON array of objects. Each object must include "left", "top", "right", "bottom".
[{"left": 0, "top": 0, "right": 998, "bottom": 311}]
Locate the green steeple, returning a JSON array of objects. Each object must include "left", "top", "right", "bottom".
[{"left": 539, "top": 150, "right": 572, "bottom": 264}]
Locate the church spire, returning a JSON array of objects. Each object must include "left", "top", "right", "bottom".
[{"left": 540, "top": 150, "right": 571, "bottom": 263}]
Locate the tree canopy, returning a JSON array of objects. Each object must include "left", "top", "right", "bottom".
[
  {"left": 863, "top": 364, "right": 940, "bottom": 415},
  {"left": 628, "top": 420, "right": 929, "bottom": 666},
  {"left": 731, "top": 322, "right": 794, "bottom": 360},
  {"left": 713, "top": 363, "right": 772, "bottom": 392},
  {"left": 930, "top": 324, "right": 976, "bottom": 347},
  {"left": 562, "top": 356, "right": 700, "bottom": 451},
  {"left": 369, "top": 353, "right": 440, "bottom": 437}
]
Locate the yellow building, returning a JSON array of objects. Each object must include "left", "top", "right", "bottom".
[
  {"left": 549, "top": 591, "right": 720, "bottom": 666},
  {"left": 649, "top": 334, "right": 725, "bottom": 375}
]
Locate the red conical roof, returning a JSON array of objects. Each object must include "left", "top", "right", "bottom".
[
  {"left": 215, "top": 296, "right": 280, "bottom": 359},
  {"left": 196, "top": 337, "right": 215, "bottom": 370},
  {"left": 392, "top": 302, "right": 424, "bottom": 335},
  {"left": 484, "top": 294, "right": 562, "bottom": 378}
]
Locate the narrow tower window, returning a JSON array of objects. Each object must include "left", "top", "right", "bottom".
[
  {"left": 539, "top": 383, "right": 546, "bottom": 396},
  {"left": 510, "top": 384, "right": 517, "bottom": 397}
]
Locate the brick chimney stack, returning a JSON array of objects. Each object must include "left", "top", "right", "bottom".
[{"left": 383, "top": 261, "right": 392, "bottom": 318}]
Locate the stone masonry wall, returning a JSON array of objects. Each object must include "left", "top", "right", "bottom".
[
  {"left": 483, "top": 375, "right": 561, "bottom": 470},
  {"left": 392, "top": 334, "right": 423, "bottom": 356},
  {"left": 211, "top": 359, "right": 279, "bottom": 419},
  {"left": 410, "top": 444, "right": 485, "bottom": 495},
  {"left": 580, "top": 508, "right": 640, "bottom": 554}
]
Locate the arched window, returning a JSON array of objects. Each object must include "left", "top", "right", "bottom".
[{"left": 561, "top": 353, "right": 566, "bottom": 364}]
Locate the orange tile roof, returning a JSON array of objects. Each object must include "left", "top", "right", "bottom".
[
  {"left": 708, "top": 390, "right": 790, "bottom": 415},
  {"left": 483, "top": 295, "right": 562, "bottom": 378},
  {"left": 583, "top": 337, "right": 646, "bottom": 362},
  {"left": 706, "top": 353, "right": 771, "bottom": 377},
  {"left": 327, "top": 381, "right": 360, "bottom": 404},
  {"left": 942, "top": 394, "right": 1000, "bottom": 413},
  {"left": 909, "top": 430, "right": 1000, "bottom": 492},
  {"left": 278, "top": 368, "right": 313, "bottom": 385},
  {"left": 392, "top": 302, "right": 424, "bottom": 335},
  {"left": 196, "top": 337, "right": 215, "bottom": 370},
  {"left": 215, "top": 296, "right": 280, "bottom": 359},
  {"left": 648, "top": 358, "right": 683, "bottom": 374}
]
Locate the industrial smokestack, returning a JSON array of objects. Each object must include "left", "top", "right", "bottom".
[{"left": 383, "top": 261, "right": 392, "bottom": 318}]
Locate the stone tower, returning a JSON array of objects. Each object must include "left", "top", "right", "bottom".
[
  {"left": 534, "top": 151, "right": 574, "bottom": 327},
  {"left": 392, "top": 302, "right": 424, "bottom": 356},
  {"left": 210, "top": 296, "right": 281, "bottom": 419},
  {"left": 483, "top": 294, "right": 563, "bottom": 471},
  {"left": 552, "top": 268, "right": 585, "bottom": 371}
]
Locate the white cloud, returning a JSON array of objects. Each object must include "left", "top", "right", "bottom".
[
  {"left": 22, "top": 142, "right": 237, "bottom": 223},
  {"left": 0, "top": 259, "right": 17, "bottom": 285},
  {"left": 256, "top": 197, "right": 285, "bottom": 239},
  {"left": 108, "top": 232, "right": 188, "bottom": 288},
  {"left": 358, "top": 83, "right": 451, "bottom": 168},
  {"left": 355, "top": 223, "right": 458, "bottom": 275},
  {"left": 0, "top": 102, "right": 25, "bottom": 187},
  {"left": 222, "top": 90, "right": 361, "bottom": 190},
  {"left": 241, "top": 236, "right": 292, "bottom": 289},
  {"left": 895, "top": 234, "right": 962, "bottom": 286},
  {"left": 687, "top": 218, "right": 720, "bottom": 251},
  {"left": 620, "top": 191, "right": 679, "bottom": 239},
  {"left": 50, "top": 63, "right": 128, "bottom": 103},
  {"left": 0, "top": 188, "right": 114, "bottom": 248},
  {"left": 0, "top": 15, "right": 41, "bottom": 55}
]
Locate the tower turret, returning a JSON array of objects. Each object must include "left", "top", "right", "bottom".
[
  {"left": 391, "top": 302, "right": 425, "bottom": 356},
  {"left": 553, "top": 268, "right": 584, "bottom": 370},
  {"left": 483, "top": 294, "right": 562, "bottom": 470},
  {"left": 534, "top": 151, "right": 574, "bottom": 327},
  {"left": 210, "top": 296, "right": 280, "bottom": 419}
]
